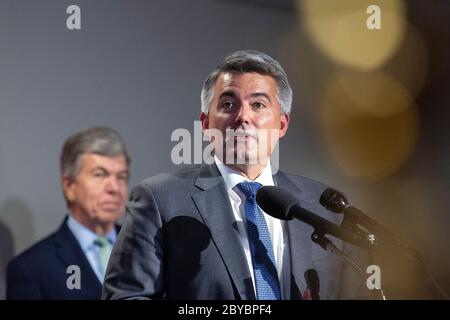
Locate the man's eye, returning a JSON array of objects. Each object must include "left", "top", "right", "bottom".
[
  {"left": 93, "top": 171, "right": 107, "bottom": 177},
  {"left": 222, "top": 101, "right": 235, "bottom": 109},
  {"left": 253, "top": 102, "right": 266, "bottom": 109}
]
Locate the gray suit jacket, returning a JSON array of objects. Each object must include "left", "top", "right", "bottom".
[{"left": 102, "top": 163, "right": 370, "bottom": 300}]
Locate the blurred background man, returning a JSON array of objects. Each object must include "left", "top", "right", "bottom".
[{"left": 6, "top": 127, "right": 129, "bottom": 299}]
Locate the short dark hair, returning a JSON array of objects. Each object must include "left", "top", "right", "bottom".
[
  {"left": 60, "top": 126, "right": 130, "bottom": 180},
  {"left": 201, "top": 50, "right": 293, "bottom": 114}
]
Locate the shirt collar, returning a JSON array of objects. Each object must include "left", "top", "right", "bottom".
[
  {"left": 67, "top": 214, "right": 117, "bottom": 251},
  {"left": 214, "top": 155, "right": 275, "bottom": 190}
]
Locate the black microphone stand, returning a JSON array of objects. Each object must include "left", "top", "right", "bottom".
[{"left": 311, "top": 231, "right": 386, "bottom": 300}]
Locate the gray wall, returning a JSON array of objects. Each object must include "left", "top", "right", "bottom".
[{"left": 0, "top": 0, "right": 449, "bottom": 298}]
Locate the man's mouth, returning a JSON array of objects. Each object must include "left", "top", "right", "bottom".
[
  {"left": 101, "top": 201, "right": 122, "bottom": 210},
  {"left": 232, "top": 129, "right": 257, "bottom": 140}
]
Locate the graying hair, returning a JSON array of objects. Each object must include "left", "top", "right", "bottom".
[
  {"left": 200, "top": 50, "right": 293, "bottom": 114},
  {"left": 60, "top": 127, "right": 130, "bottom": 180}
]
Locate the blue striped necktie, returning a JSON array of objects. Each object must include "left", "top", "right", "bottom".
[{"left": 237, "top": 181, "right": 281, "bottom": 300}]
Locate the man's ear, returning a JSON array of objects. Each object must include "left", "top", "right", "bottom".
[
  {"left": 200, "top": 112, "right": 209, "bottom": 132},
  {"left": 61, "top": 176, "right": 76, "bottom": 203},
  {"left": 279, "top": 112, "right": 290, "bottom": 138}
]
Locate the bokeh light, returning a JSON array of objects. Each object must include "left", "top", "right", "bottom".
[
  {"left": 320, "top": 71, "right": 419, "bottom": 179},
  {"left": 299, "top": 0, "right": 406, "bottom": 70},
  {"left": 382, "top": 25, "right": 428, "bottom": 97}
]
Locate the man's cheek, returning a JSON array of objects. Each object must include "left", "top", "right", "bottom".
[{"left": 90, "top": 195, "right": 101, "bottom": 215}]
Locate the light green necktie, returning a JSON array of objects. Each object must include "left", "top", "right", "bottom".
[{"left": 94, "top": 236, "right": 113, "bottom": 277}]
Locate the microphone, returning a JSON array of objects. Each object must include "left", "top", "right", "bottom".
[
  {"left": 319, "top": 188, "right": 400, "bottom": 244},
  {"left": 256, "top": 186, "right": 387, "bottom": 299},
  {"left": 256, "top": 186, "right": 371, "bottom": 249},
  {"left": 304, "top": 269, "right": 320, "bottom": 300}
]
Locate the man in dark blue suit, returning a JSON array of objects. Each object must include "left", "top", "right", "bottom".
[
  {"left": 6, "top": 127, "right": 130, "bottom": 299},
  {"left": 103, "top": 50, "right": 370, "bottom": 300}
]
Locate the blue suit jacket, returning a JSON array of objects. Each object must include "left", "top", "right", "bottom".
[
  {"left": 6, "top": 218, "right": 102, "bottom": 299},
  {"left": 103, "top": 163, "right": 370, "bottom": 300}
]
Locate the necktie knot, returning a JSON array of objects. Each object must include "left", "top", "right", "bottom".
[
  {"left": 237, "top": 181, "right": 262, "bottom": 199},
  {"left": 94, "top": 236, "right": 111, "bottom": 248}
]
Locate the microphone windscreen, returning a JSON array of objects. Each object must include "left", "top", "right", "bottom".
[
  {"left": 319, "top": 188, "right": 348, "bottom": 213},
  {"left": 256, "top": 186, "right": 298, "bottom": 220}
]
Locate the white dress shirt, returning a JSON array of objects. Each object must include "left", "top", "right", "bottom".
[
  {"left": 214, "top": 156, "right": 291, "bottom": 299},
  {"left": 67, "top": 215, "right": 117, "bottom": 282}
]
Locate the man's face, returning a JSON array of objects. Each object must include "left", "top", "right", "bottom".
[
  {"left": 63, "top": 153, "right": 129, "bottom": 231},
  {"left": 201, "top": 72, "right": 289, "bottom": 166}
]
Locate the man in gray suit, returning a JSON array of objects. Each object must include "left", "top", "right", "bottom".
[{"left": 103, "top": 50, "right": 370, "bottom": 300}]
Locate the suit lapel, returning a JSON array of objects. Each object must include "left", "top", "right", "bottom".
[
  {"left": 53, "top": 218, "right": 102, "bottom": 294},
  {"left": 192, "top": 163, "right": 255, "bottom": 300},
  {"left": 273, "top": 171, "right": 313, "bottom": 299}
]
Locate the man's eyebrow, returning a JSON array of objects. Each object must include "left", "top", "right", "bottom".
[
  {"left": 218, "top": 90, "right": 238, "bottom": 100},
  {"left": 91, "top": 167, "right": 129, "bottom": 175},
  {"left": 92, "top": 166, "right": 108, "bottom": 172},
  {"left": 250, "top": 92, "right": 271, "bottom": 102},
  {"left": 218, "top": 91, "right": 272, "bottom": 102}
]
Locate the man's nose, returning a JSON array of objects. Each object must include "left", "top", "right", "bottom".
[
  {"left": 235, "top": 103, "right": 252, "bottom": 125},
  {"left": 105, "top": 177, "right": 120, "bottom": 193}
]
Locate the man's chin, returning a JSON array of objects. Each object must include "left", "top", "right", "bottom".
[
  {"left": 221, "top": 151, "right": 264, "bottom": 166},
  {"left": 96, "top": 211, "right": 123, "bottom": 224}
]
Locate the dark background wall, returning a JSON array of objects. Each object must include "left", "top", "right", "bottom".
[{"left": 0, "top": 0, "right": 448, "bottom": 299}]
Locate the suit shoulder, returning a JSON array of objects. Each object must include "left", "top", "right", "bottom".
[
  {"left": 134, "top": 164, "right": 202, "bottom": 190},
  {"left": 8, "top": 230, "right": 59, "bottom": 270},
  {"left": 278, "top": 171, "right": 330, "bottom": 195}
]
